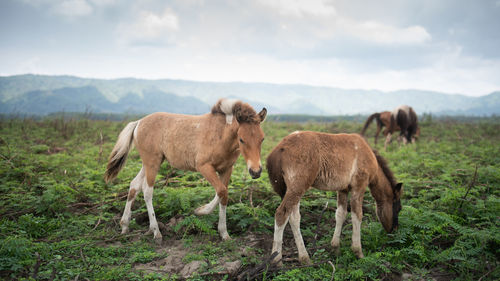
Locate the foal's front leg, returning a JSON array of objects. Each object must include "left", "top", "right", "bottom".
[
  {"left": 350, "top": 188, "right": 366, "bottom": 258},
  {"left": 331, "top": 190, "right": 348, "bottom": 255},
  {"left": 196, "top": 164, "right": 231, "bottom": 240},
  {"left": 384, "top": 132, "right": 392, "bottom": 150}
]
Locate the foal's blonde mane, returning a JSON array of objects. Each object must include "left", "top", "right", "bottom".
[{"left": 211, "top": 98, "right": 260, "bottom": 124}]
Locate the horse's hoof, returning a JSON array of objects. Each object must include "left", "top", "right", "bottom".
[
  {"left": 352, "top": 247, "right": 364, "bottom": 258},
  {"left": 331, "top": 242, "right": 341, "bottom": 256},
  {"left": 194, "top": 206, "right": 208, "bottom": 216},
  {"left": 298, "top": 256, "right": 312, "bottom": 265},
  {"left": 333, "top": 247, "right": 341, "bottom": 256},
  {"left": 154, "top": 235, "right": 163, "bottom": 245},
  {"left": 271, "top": 258, "right": 283, "bottom": 267},
  {"left": 221, "top": 233, "right": 231, "bottom": 241},
  {"left": 271, "top": 252, "right": 283, "bottom": 267}
]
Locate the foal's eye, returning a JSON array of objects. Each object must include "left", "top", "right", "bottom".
[{"left": 239, "top": 138, "right": 245, "bottom": 144}]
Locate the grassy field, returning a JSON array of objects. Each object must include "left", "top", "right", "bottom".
[{"left": 0, "top": 115, "right": 499, "bottom": 280}]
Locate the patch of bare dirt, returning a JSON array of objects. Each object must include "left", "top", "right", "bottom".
[{"left": 133, "top": 232, "right": 273, "bottom": 279}]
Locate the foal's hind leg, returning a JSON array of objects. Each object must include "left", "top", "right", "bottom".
[
  {"left": 272, "top": 189, "right": 306, "bottom": 266},
  {"left": 331, "top": 190, "right": 348, "bottom": 255},
  {"left": 142, "top": 157, "right": 163, "bottom": 244},
  {"left": 374, "top": 125, "right": 382, "bottom": 144},
  {"left": 120, "top": 167, "right": 145, "bottom": 234},
  {"left": 289, "top": 202, "right": 311, "bottom": 264}
]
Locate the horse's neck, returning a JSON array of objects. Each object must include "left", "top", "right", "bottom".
[
  {"left": 370, "top": 169, "right": 393, "bottom": 204},
  {"left": 208, "top": 115, "right": 239, "bottom": 148}
]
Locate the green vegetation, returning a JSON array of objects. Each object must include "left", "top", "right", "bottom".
[{"left": 0, "top": 115, "right": 499, "bottom": 280}]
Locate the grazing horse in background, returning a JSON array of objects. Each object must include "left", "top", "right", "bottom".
[
  {"left": 361, "top": 111, "right": 393, "bottom": 144},
  {"left": 105, "top": 98, "right": 267, "bottom": 243},
  {"left": 266, "top": 131, "right": 402, "bottom": 265},
  {"left": 361, "top": 111, "right": 420, "bottom": 145},
  {"left": 385, "top": 105, "right": 419, "bottom": 150}
]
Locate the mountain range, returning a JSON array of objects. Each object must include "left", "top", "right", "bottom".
[{"left": 1, "top": 74, "right": 498, "bottom": 116}]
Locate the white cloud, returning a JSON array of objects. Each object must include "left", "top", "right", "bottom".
[
  {"left": 258, "top": 0, "right": 336, "bottom": 18},
  {"left": 88, "top": 0, "right": 116, "bottom": 6},
  {"left": 340, "top": 19, "right": 431, "bottom": 45},
  {"left": 6, "top": 0, "right": 499, "bottom": 96},
  {"left": 22, "top": 0, "right": 93, "bottom": 17},
  {"left": 255, "top": 0, "right": 430, "bottom": 48},
  {"left": 19, "top": 56, "right": 42, "bottom": 74},
  {"left": 117, "top": 8, "right": 179, "bottom": 45},
  {"left": 53, "top": 0, "right": 93, "bottom": 17}
]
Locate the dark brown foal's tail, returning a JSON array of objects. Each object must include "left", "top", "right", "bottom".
[
  {"left": 266, "top": 148, "right": 287, "bottom": 199},
  {"left": 361, "top": 113, "right": 381, "bottom": 136},
  {"left": 104, "top": 120, "right": 139, "bottom": 183}
]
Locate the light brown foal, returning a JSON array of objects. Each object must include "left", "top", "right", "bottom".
[
  {"left": 105, "top": 98, "right": 266, "bottom": 243},
  {"left": 267, "top": 131, "right": 402, "bottom": 265}
]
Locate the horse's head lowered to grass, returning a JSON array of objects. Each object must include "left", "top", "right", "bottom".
[
  {"left": 371, "top": 151, "right": 403, "bottom": 233},
  {"left": 377, "top": 182, "right": 403, "bottom": 233}
]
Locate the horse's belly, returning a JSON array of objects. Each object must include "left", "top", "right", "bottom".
[
  {"left": 312, "top": 176, "right": 348, "bottom": 191},
  {"left": 165, "top": 153, "right": 197, "bottom": 171}
]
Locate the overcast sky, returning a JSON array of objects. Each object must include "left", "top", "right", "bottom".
[{"left": 1, "top": 0, "right": 499, "bottom": 96}]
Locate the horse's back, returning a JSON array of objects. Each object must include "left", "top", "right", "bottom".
[
  {"left": 272, "top": 132, "right": 376, "bottom": 191},
  {"left": 135, "top": 112, "right": 211, "bottom": 171},
  {"left": 314, "top": 133, "right": 375, "bottom": 191}
]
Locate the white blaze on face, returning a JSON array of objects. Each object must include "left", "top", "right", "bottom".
[{"left": 247, "top": 159, "right": 261, "bottom": 171}]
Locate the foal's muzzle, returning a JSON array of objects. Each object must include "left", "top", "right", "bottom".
[{"left": 249, "top": 167, "right": 262, "bottom": 179}]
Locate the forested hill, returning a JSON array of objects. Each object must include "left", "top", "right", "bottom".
[{"left": 1, "top": 74, "right": 499, "bottom": 116}]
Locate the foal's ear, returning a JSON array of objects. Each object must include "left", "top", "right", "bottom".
[{"left": 258, "top": 108, "right": 267, "bottom": 123}]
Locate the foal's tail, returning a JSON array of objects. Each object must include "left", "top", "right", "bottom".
[
  {"left": 266, "top": 148, "right": 287, "bottom": 199},
  {"left": 361, "top": 112, "right": 381, "bottom": 136},
  {"left": 104, "top": 120, "right": 139, "bottom": 183}
]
